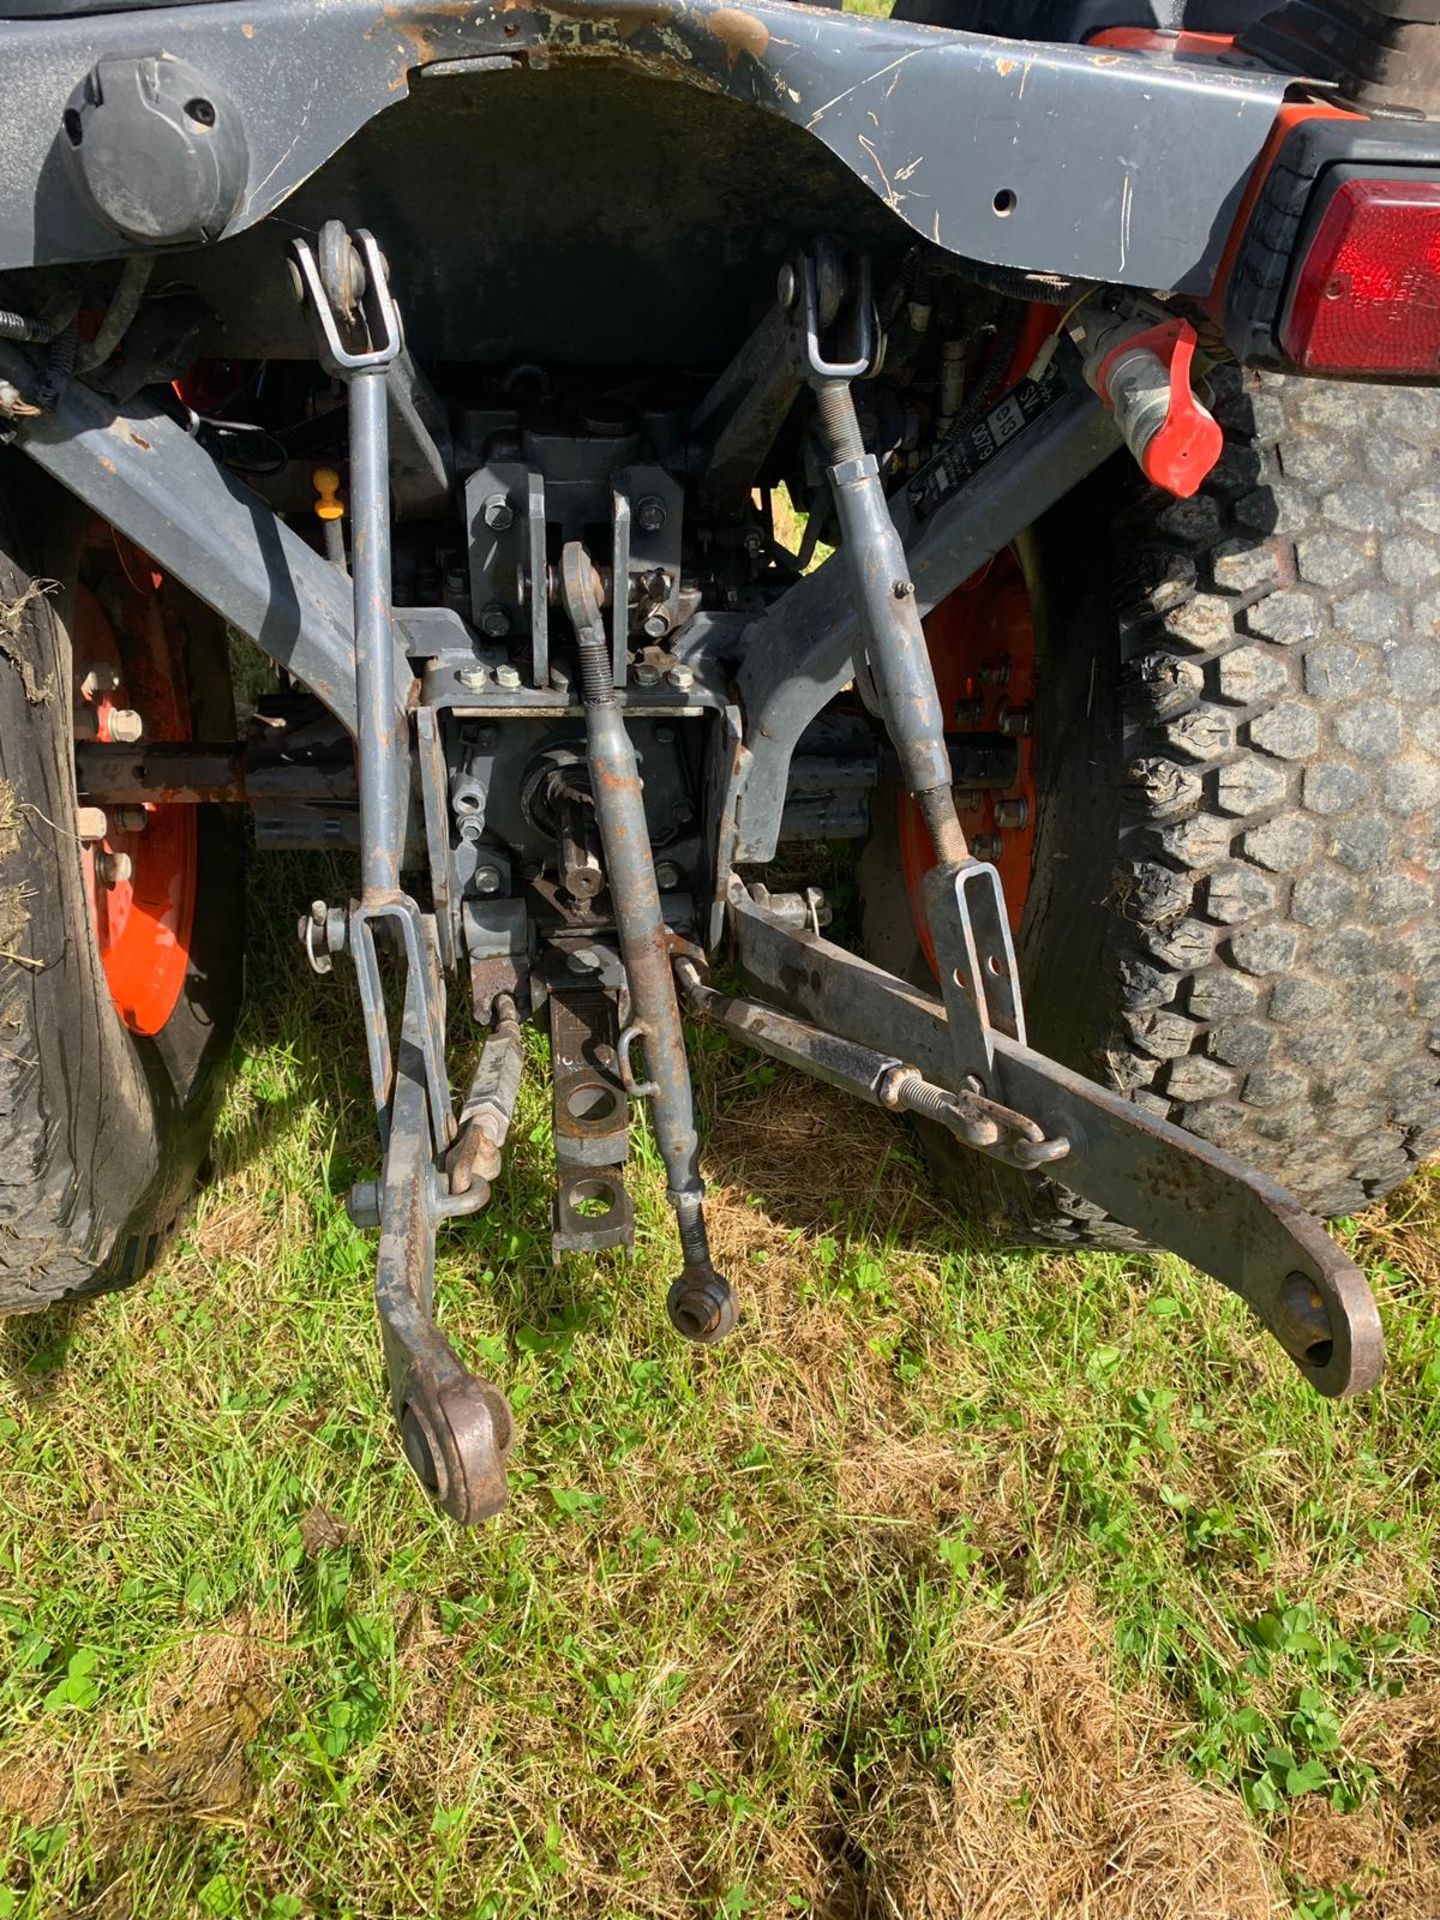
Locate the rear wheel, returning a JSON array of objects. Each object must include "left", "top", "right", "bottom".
[
  {"left": 0, "top": 470, "right": 244, "bottom": 1313},
  {"left": 860, "top": 366, "right": 1440, "bottom": 1244}
]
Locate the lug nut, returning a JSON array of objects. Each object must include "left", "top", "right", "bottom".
[
  {"left": 106, "top": 708, "right": 144, "bottom": 744},
  {"left": 474, "top": 863, "right": 503, "bottom": 895},
  {"left": 80, "top": 661, "right": 121, "bottom": 699},
  {"left": 971, "top": 833, "right": 1002, "bottom": 861},
  {"left": 998, "top": 701, "right": 1034, "bottom": 737},
  {"left": 482, "top": 493, "right": 514, "bottom": 532},
  {"left": 76, "top": 806, "right": 108, "bottom": 842},
  {"left": 667, "top": 664, "right": 694, "bottom": 691},
  {"left": 95, "top": 850, "right": 132, "bottom": 885},
  {"left": 479, "top": 603, "right": 512, "bottom": 640},
  {"left": 654, "top": 861, "right": 681, "bottom": 890},
  {"left": 995, "top": 796, "right": 1030, "bottom": 830},
  {"left": 457, "top": 663, "right": 489, "bottom": 691},
  {"left": 632, "top": 663, "right": 660, "bottom": 688},
  {"left": 635, "top": 495, "right": 667, "bottom": 534},
  {"left": 494, "top": 664, "right": 521, "bottom": 690}
]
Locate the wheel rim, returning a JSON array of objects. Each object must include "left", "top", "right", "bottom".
[
  {"left": 73, "top": 533, "right": 197, "bottom": 1036},
  {"left": 897, "top": 547, "right": 1040, "bottom": 974}
]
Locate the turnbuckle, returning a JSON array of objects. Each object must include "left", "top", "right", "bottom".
[{"left": 291, "top": 221, "right": 513, "bottom": 1523}]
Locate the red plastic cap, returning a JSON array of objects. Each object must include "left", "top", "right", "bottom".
[{"left": 1283, "top": 174, "right": 1440, "bottom": 376}]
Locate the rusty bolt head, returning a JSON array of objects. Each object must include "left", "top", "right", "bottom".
[
  {"left": 106, "top": 708, "right": 144, "bottom": 744},
  {"left": 483, "top": 493, "right": 514, "bottom": 531},
  {"left": 654, "top": 861, "right": 681, "bottom": 890},
  {"left": 632, "top": 662, "right": 660, "bottom": 688},
  {"left": 956, "top": 789, "right": 983, "bottom": 813},
  {"left": 95, "top": 850, "right": 132, "bottom": 886},
  {"left": 474, "top": 863, "right": 504, "bottom": 895},
  {"left": 457, "top": 664, "right": 489, "bottom": 691},
  {"left": 667, "top": 664, "right": 695, "bottom": 691},
  {"left": 494, "top": 664, "right": 522, "bottom": 691},
  {"left": 635, "top": 495, "right": 667, "bottom": 534},
  {"left": 76, "top": 806, "right": 108, "bottom": 842},
  {"left": 971, "top": 833, "right": 1002, "bottom": 861},
  {"left": 998, "top": 701, "right": 1035, "bottom": 737},
  {"left": 113, "top": 806, "right": 149, "bottom": 833},
  {"left": 479, "top": 604, "right": 512, "bottom": 640},
  {"left": 81, "top": 661, "right": 122, "bottom": 699},
  {"left": 995, "top": 796, "right": 1030, "bottom": 830}
]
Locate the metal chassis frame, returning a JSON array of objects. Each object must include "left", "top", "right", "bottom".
[{"left": 0, "top": 0, "right": 1291, "bottom": 295}]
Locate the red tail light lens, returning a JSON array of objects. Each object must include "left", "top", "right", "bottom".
[{"left": 1282, "top": 173, "right": 1440, "bottom": 376}]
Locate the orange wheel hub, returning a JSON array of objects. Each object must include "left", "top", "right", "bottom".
[
  {"left": 897, "top": 547, "right": 1039, "bottom": 976},
  {"left": 74, "top": 534, "right": 196, "bottom": 1036}
]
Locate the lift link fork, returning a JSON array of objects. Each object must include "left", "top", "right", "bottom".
[
  {"left": 765, "top": 246, "right": 1384, "bottom": 1398},
  {"left": 290, "top": 225, "right": 513, "bottom": 1522}
]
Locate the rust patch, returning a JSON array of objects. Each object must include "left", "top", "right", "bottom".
[
  {"left": 240, "top": 21, "right": 254, "bottom": 35},
  {"left": 996, "top": 55, "right": 1016, "bottom": 75},
  {"left": 705, "top": 6, "right": 769, "bottom": 66},
  {"left": 124, "top": 430, "right": 150, "bottom": 451}
]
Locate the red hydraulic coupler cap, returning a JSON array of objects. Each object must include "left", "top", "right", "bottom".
[{"left": 1091, "top": 317, "right": 1222, "bottom": 499}]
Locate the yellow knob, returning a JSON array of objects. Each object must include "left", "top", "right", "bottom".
[{"left": 313, "top": 466, "right": 345, "bottom": 522}]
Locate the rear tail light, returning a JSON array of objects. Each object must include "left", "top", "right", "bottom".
[{"left": 1282, "top": 171, "right": 1440, "bottom": 376}]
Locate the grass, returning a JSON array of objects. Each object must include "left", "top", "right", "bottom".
[{"left": 2, "top": 846, "right": 1439, "bottom": 1920}]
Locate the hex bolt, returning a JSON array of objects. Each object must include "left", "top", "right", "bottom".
[
  {"left": 106, "top": 708, "right": 144, "bottom": 744},
  {"left": 956, "top": 789, "right": 983, "bottom": 813},
  {"left": 80, "top": 661, "right": 121, "bottom": 699},
  {"left": 457, "top": 664, "right": 489, "bottom": 691},
  {"left": 482, "top": 493, "right": 514, "bottom": 531},
  {"left": 995, "top": 796, "right": 1030, "bottom": 830},
  {"left": 654, "top": 861, "right": 681, "bottom": 890},
  {"left": 635, "top": 495, "right": 667, "bottom": 534},
  {"left": 94, "top": 850, "right": 132, "bottom": 886},
  {"left": 494, "top": 664, "right": 522, "bottom": 690},
  {"left": 567, "top": 947, "right": 601, "bottom": 975},
  {"left": 776, "top": 262, "right": 798, "bottom": 310},
  {"left": 474, "top": 863, "right": 503, "bottom": 895},
  {"left": 76, "top": 806, "right": 108, "bottom": 842},
  {"left": 642, "top": 610, "right": 671, "bottom": 641},
  {"left": 980, "top": 657, "right": 1011, "bottom": 687},
  {"left": 632, "top": 662, "right": 660, "bottom": 688},
  {"left": 667, "top": 664, "right": 695, "bottom": 691},
  {"left": 892, "top": 578, "right": 915, "bottom": 600},
  {"left": 113, "top": 806, "right": 149, "bottom": 833},
  {"left": 479, "top": 603, "right": 512, "bottom": 640},
  {"left": 972, "top": 833, "right": 1003, "bottom": 860},
  {"left": 952, "top": 698, "right": 983, "bottom": 728},
  {"left": 998, "top": 701, "right": 1035, "bottom": 737}
]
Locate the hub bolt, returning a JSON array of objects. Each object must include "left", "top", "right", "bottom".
[
  {"left": 972, "top": 833, "right": 1002, "bottom": 861},
  {"left": 998, "top": 701, "right": 1035, "bottom": 737},
  {"left": 654, "top": 861, "right": 681, "bottom": 890},
  {"left": 95, "top": 850, "right": 133, "bottom": 886},
  {"left": 474, "top": 863, "right": 504, "bottom": 895},
  {"left": 494, "top": 664, "right": 522, "bottom": 690},
  {"left": 483, "top": 494, "right": 514, "bottom": 532},
  {"left": 106, "top": 708, "right": 144, "bottom": 744},
  {"left": 80, "top": 661, "right": 121, "bottom": 699},
  {"left": 995, "top": 796, "right": 1030, "bottom": 830},
  {"left": 457, "top": 664, "right": 489, "bottom": 691},
  {"left": 479, "top": 603, "right": 512, "bottom": 640},
  {"left": 632, "top": 663, "right": 660, "bottom": 688},
  {"left": 635, "top": 496, "right": 667, "bottom": 534},
  {"left": 667, "top": 664, "right": 695, "bottom": 691}
]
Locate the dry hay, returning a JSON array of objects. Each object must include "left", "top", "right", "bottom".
[{"left": 856, "top": 1587, "right": 1276, "bottom": 1920}]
